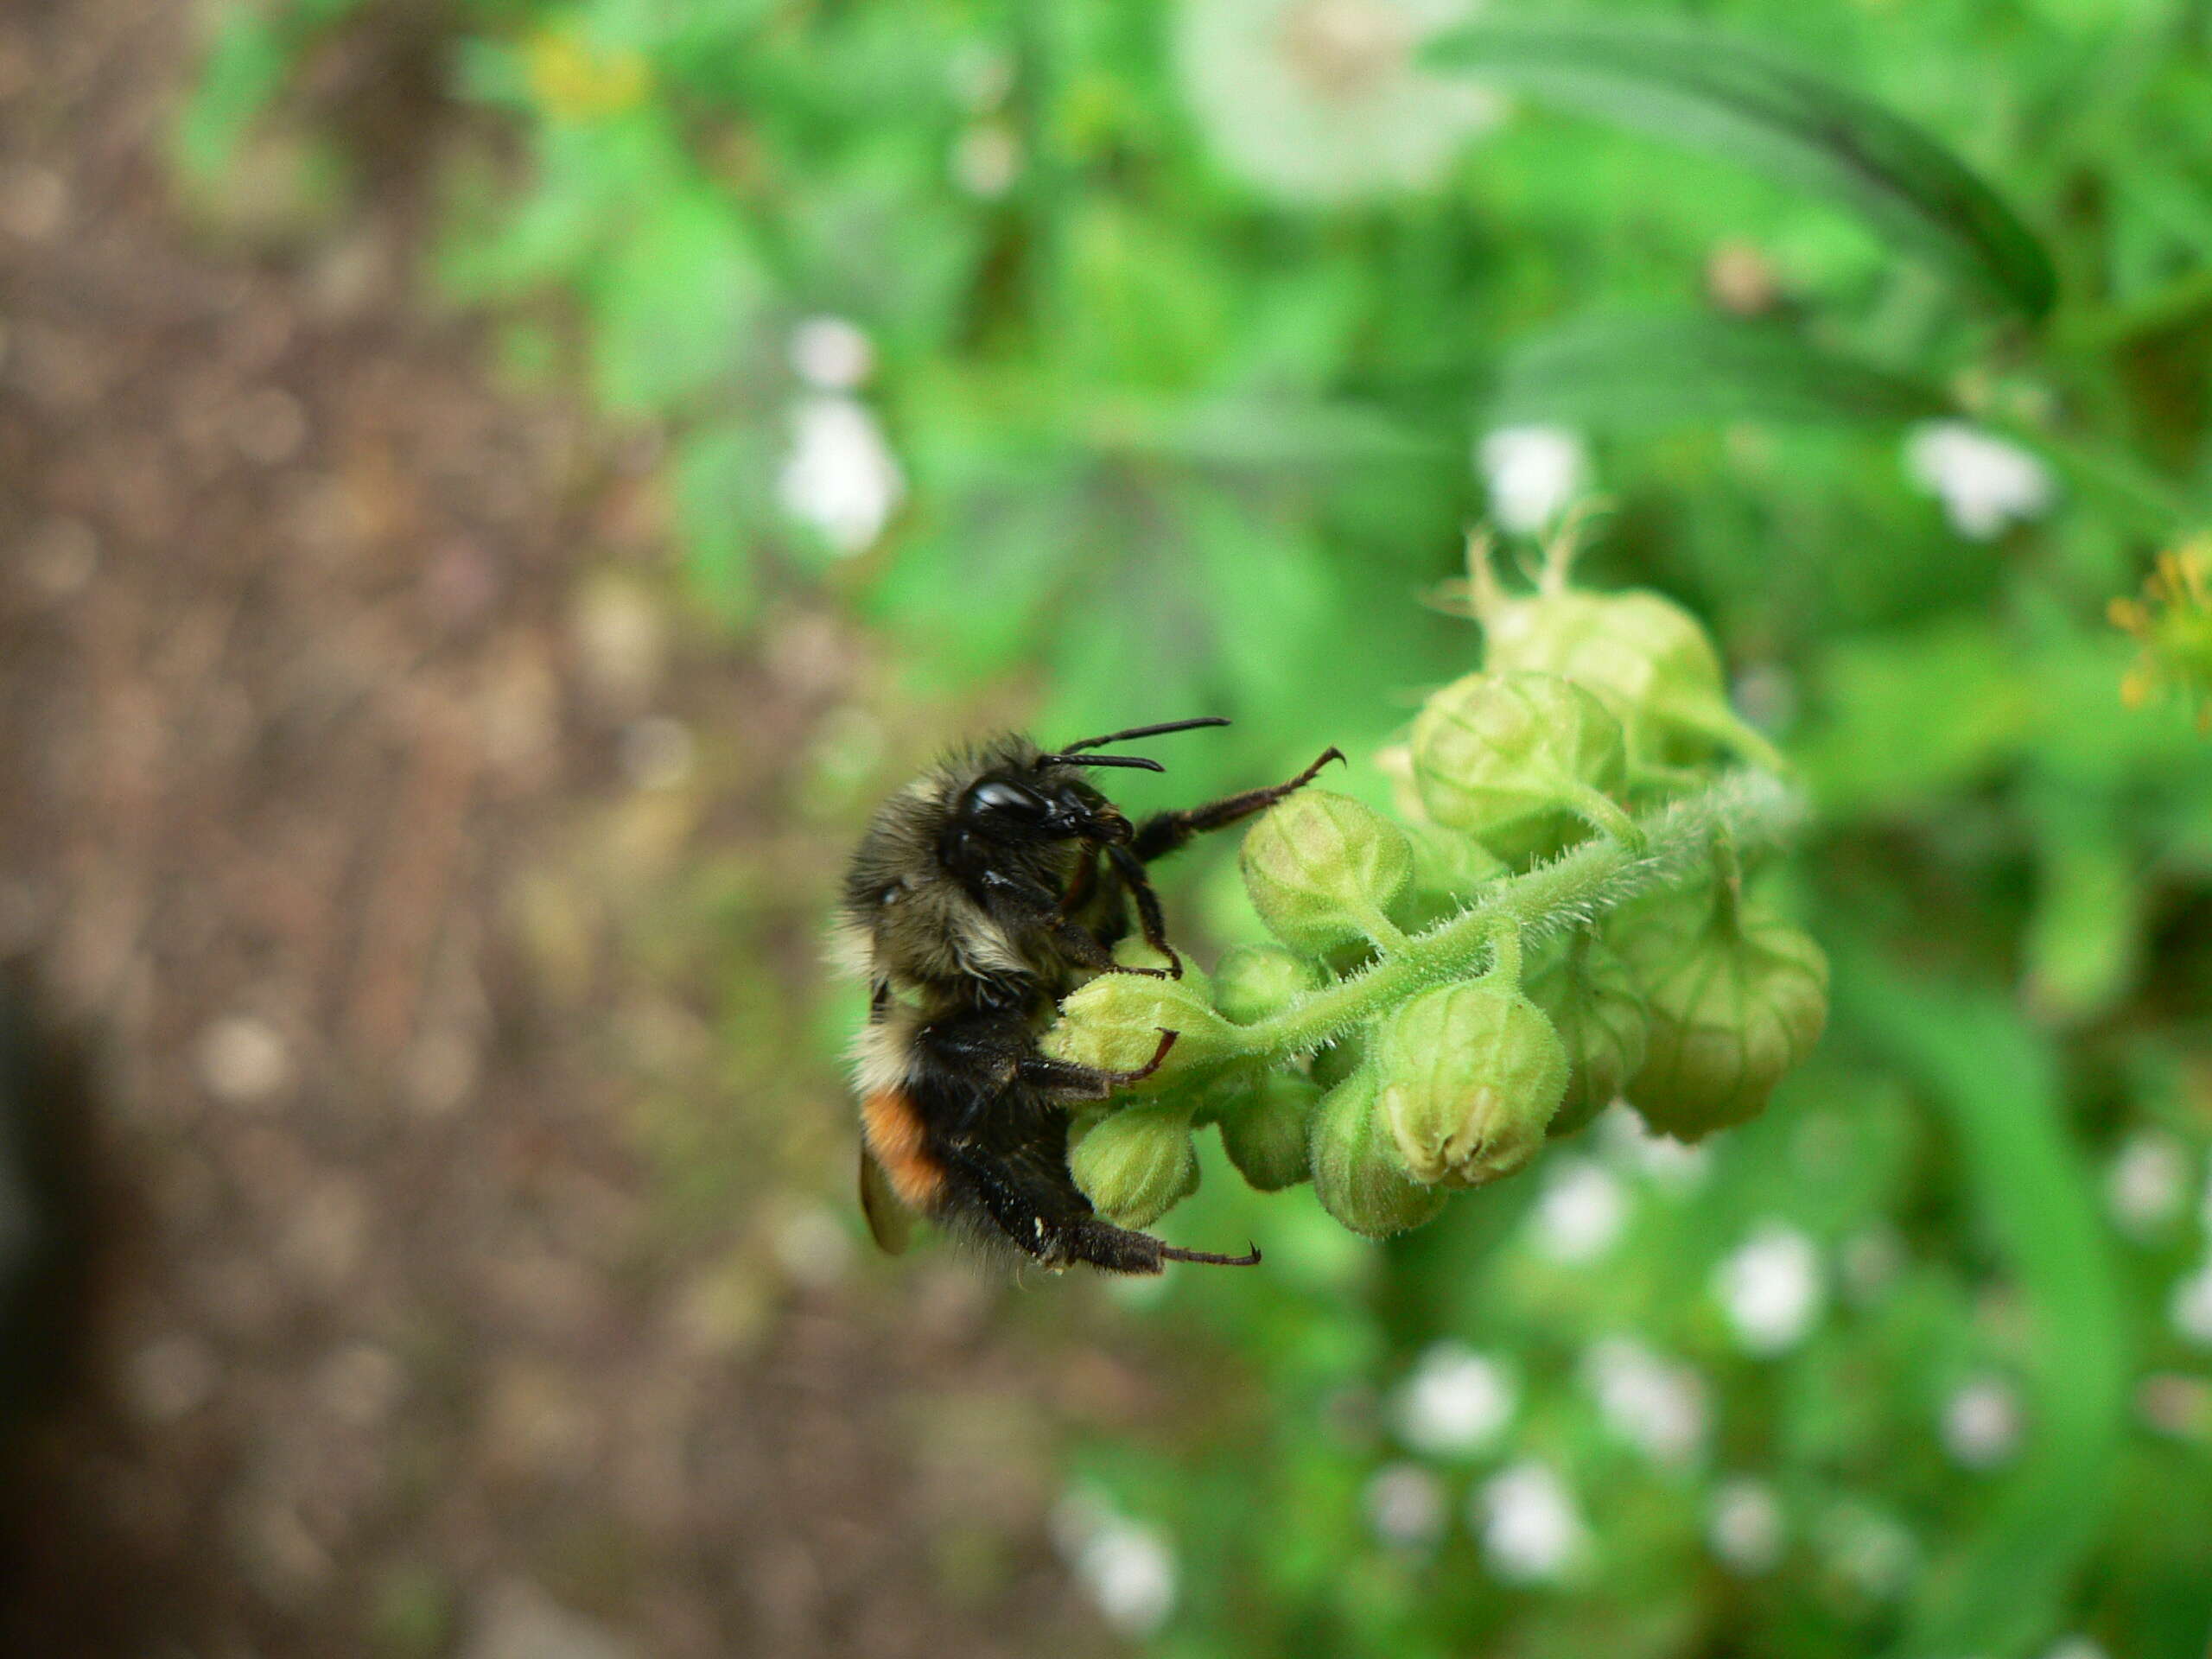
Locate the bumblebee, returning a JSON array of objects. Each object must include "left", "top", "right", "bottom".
[{"left": 837, "top": 719, "right": 1341, "bottom": 1274}]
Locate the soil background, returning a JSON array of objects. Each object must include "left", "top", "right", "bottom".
[{"left": 0, "top": 3, "right": 1154, "bottom": 1653}]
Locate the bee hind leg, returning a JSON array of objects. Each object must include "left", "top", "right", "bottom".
[
  {"left": 1060, "top": 1217, "right": 1262, "bottom": 1274},
  {"left": 944, "top": 1142, "right": 1256, "bottom": 1275}
]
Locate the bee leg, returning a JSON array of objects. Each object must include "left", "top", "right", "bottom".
[
  {"left": 1016, "top": 1029, "right": 1178, "bottom": 1098},
  {"left": 985, "top": 867, "right": 1173, "bottom": 980},
  {"left": 1103, "top": 842, "right": 1181, "bottom": 977},
  {"left": 940, "top": 1140, "right": 1259, "bottom": 1275},
  {"left": 1055, "top": 848, "right": 1101, "bottom": 918},
  {"left": 1128, "top": 746, "right": 1346, "bottom": 862},
  {"left": 1058, "top": 1219, "right": 1261, "bottom": 1274}
]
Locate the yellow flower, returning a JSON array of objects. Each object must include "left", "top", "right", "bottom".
[
  {"left": 525, "top": 29, "right": 651, "bottom": 122},
  {"left": 2110, "top": 536, "right": 2212, "bottom": 731}
]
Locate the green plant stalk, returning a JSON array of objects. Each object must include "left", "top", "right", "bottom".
[{"left": 1205, "top": 772, "right": 1800, "bottom": 1072}]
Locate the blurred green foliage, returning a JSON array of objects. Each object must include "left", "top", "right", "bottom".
[{"left": 182, "top": 0, "right": 2212, "bottom": 1655}]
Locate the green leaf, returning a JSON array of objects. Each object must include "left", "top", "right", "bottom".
[
  {"left": 1426, "top": 18, "right": 2057, "bottom": 318},
  {"left": 1798, "top": 621, "right": 2035, "bottom": 814},
  {"left": 1489, "top": 315, "right": 1953, "bottom": 430},
  {"left": 588, "top": 186, "right": 766, "bottom": 416},
  {"left": 1840, "top": 959, "right": 2127, "bottom": 1659}
]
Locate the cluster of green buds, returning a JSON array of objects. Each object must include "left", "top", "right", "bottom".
[{"left": 1044, "top": 529, "right": 1826, "bottom": 1241}]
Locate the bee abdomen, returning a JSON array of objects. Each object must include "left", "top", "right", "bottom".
[{"left": 861, "top": 1088, "right": 947, "bottom": 1211}]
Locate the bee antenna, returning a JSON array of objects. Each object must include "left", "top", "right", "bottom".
[
  {"left": 1058, "top": 716, "right": 1230, "bottom": 754},
  {"left": 1035, "top": 753, "right": 1166, "bottom": 772},
  {"left": 1156, "top": 1241, "right": 1262, "bottom": 1268}
]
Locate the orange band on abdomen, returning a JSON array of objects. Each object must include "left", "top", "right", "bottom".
[{"left": 862, "top": 1089, "right": 944, "bottom": 1211}]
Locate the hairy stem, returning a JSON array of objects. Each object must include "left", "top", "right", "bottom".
[{"left": 1217, "top": 772, "right": 1801, "bottom": 1068}]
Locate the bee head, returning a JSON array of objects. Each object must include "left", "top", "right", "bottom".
[
  {"left": 948, "top": 768, "right": 1125, "bottom": 851},
  {"left": 839, "top": 718, "right": 1230, "bottom": 994},
  {"left": 943, "top": 717, "right": 1230, "bottom": 868}
]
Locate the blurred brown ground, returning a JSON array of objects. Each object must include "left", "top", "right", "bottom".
[{"left": 0, "top": 3, "right": 1146, "bottom": 1653}]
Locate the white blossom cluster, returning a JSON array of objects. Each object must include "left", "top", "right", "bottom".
[
  {"left": 1903, "top": 421, "right": 2055, "bottom": 540},
  {"left": 1052, "top": 1490, "right": 1179, "bottom": 1637},
  {"left": 1175, "top": 0, "right": 1503, "bottom": 202},
  {"left": 776, "top": 316, "right": 906, "bottom": 556}
]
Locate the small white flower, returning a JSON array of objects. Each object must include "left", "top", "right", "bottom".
[
  {"left": 1052, "top": 1494, "right": 1179, "bottom": 1637},
  {"left": 1714, "top": 1224, "right": 1824, "bottom": 1356},
  {"left": 1474, "top": 1460, "right": 1586, "bottom": 1584},
  {"left": 2106, "top": 1131, "right": 2188, "bottom": 1236},
  {"left": 1529, "top": 1156, "right": 1629, "bottom": 1264},
  {"left": 1580, "top": 1336, "right": 1708, "bottom": 1465},
  {"left": 2042, "top": 1636, "right": 2109, "bottom": 1659},
  {"left": 1478, "top": 424, "right": 1591, "bottom": 534},
  {"left": 2169, "top": 1258, "right": 2212, "bottom": 1348},
  {"left": 1363, "top": 1461, "right": 1446, "bottom": 1548},
  {"left": 1707, "top": 1477, "right": 1784, "bottom": 1575},
  {"left": 1175, "top": 0, "right": 1503, "bottom": 203},
  {"left": 952, "top": 124, "right": 1021, "bottom": 199},
  {"left": 1599, "top": 1102, "right": 1710, "bottom": 1191},
  {"left": 1903, "top": 422, "right": 2056, "bottom": 540},
  {"left": 1941, "top": 1376, "right": 2023, "bottom": 1469},
  {"left": 1393, "top": 1340, "right": 1514, "bottom": 1457},
  {"left": 776, "top": 395, "right": 906, "bottom": 555},
  {"left": 788, "top": 315, "right": 875, "bottom": 391}
]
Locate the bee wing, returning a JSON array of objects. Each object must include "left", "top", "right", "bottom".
[{"left": 858, "top": 1146, "right": 915, "bottom": 1255}]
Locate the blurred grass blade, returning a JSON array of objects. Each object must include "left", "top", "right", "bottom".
[
  {"left": 1489, "top": 315, "right": 1952, "bottom": 429},
  {"left": 1426, "top": 18, "right": 2057, "bottom": 319},
  {"left": 1160, "top": 399, "right": 1448, "bottom": 468},
  {"left": 1840, "top": 955, "right": 2127, "bottom": 1659}
]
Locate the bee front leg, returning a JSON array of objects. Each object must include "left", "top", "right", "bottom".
[
  {"left": 1017, "top": 1028, "right": 1178, "bottom": 1099},
  {"left": 1103, "top": 842, "right": 1180, "bottom": 975},
  {"left": 1050, "top": 911, "right": 1179, "bottom": 980},
  {"left": 982, "top": 867, "right": 1175, "bottom": 980},
  {"left": 1128, "top": 746, "right": 1346, "bottom": 862}
]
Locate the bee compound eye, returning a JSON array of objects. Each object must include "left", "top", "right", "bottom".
[{"left": 969, "top": 781, "right": 1046, "bottom": 818}]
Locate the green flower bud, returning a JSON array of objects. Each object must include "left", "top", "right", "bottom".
[
  {"left": 1045, "top": 965, "right": 1237, "bottom": 1084},
  {"left": 1216, "top": 1071, "right": 1320, "bottom": 1192},
  {"left": 1309, "top": 1069, "right": 1446, "bottom": 1238},
  {"left": 1373, "top": 979, "right": 1567, "bottom": 1187},
  {"left": 1069, "top": 1101, "right": 1198, "bottom": 1228},
  {"left": 1410, "top": 671, "right": 1637, "bottom": 861},
  {"left": 1391, "top": 821, "right": 1508, "bottom": 933},
  {"left": 1240, "top": 791, "right": 1414, "bottom": 956},
  {"left": 1482, "top": 586, "right": 1784, "bottom": 772},
  {"left": 1212, "top": 944, "right": 1325, "bottom": 1026},
  {"left": 1525, "top": 932, "right": 1648, "bottom": 1139},
  {"left": 1611, "top": 884, "right": 1828, "bottom": 1140}
]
